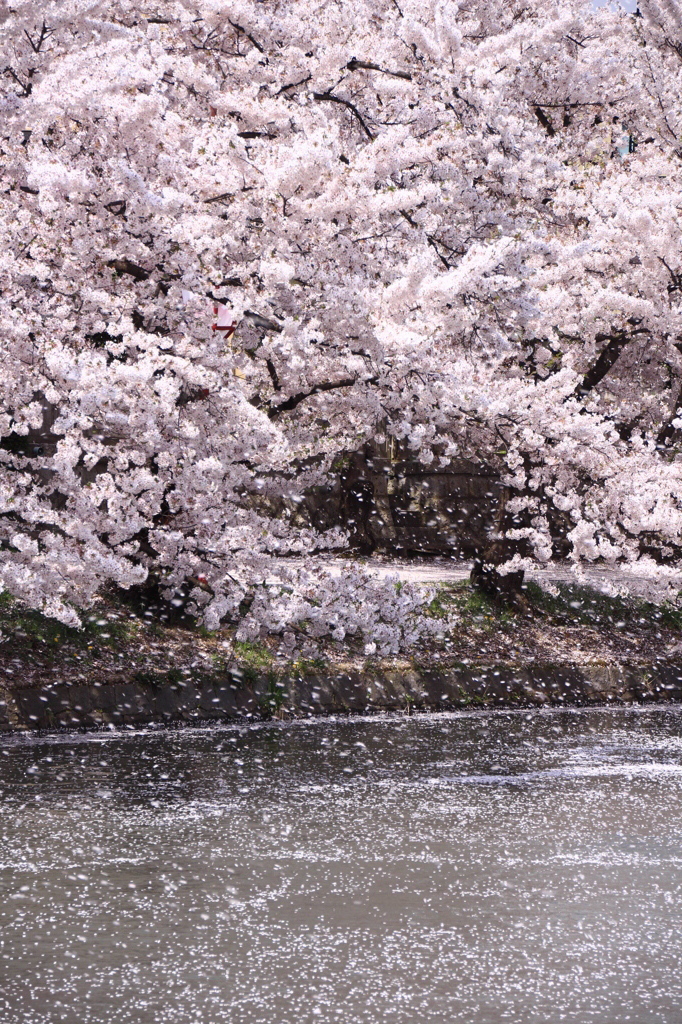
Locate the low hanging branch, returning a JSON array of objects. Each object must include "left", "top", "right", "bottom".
[{"left": 6, "top": 0, "right": 682, "bottom": 634}]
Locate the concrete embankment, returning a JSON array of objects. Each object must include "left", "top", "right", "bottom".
[{"left": 2, "top": 658, "right": 682, "bottom": 732}]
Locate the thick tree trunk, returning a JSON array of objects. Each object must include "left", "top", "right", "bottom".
[
  {"left": 344, "top": 478, "right": 377, "bottom": 554},
  {"left": 470, "top": 542, "right": 529, "bottom": 614},
  {"left": 470, "top": 541, "right": 525, "bottom": 601},
  {"left": 469, "top": 486, "right": 529, "bottom": 610}
]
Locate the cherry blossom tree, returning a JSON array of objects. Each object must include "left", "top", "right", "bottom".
[{"left": 2, "top": 0, "right": 682, "bottom": 643}]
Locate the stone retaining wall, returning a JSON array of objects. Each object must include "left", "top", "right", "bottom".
[{"left": 2, "top": 658, "right": 681, "bottom": 733}]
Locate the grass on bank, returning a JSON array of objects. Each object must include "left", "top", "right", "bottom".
[
  {"left": 0, "top": 590, "right": 138, "bottom": 652},
  {"left": 1, "top": 576, "right": 681, "bottom": 673},
  {"left": 424, "top": 578, "right": 682, "bottom": 633},
  {"left": 524, "top": 580, "right": 682, "bottom": 631}
]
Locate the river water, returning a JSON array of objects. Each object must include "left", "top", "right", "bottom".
[{"left": 1, "top": 708, "right": 682, "bottom": 1024}]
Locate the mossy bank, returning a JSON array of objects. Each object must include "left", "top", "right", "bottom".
[{"left": 2, "top": 581, "right": 682, "bottom": 732}]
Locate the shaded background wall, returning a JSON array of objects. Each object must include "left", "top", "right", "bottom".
[{"left": 305, "top": 438, "right": 501, "bottom": 557}]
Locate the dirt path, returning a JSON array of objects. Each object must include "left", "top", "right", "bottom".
[{"left": 286, "top": 557, "right": 682, "bottom": 604}]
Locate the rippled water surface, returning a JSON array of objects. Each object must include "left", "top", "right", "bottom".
[{"left": 2, "top": 708, "right": 682, "bottom": 1024}]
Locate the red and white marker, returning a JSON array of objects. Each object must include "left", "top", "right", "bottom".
[{"left": 212, "top": 304, "right": 237, "bottom": 337}]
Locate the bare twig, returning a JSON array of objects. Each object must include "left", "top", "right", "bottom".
[
  {"left": 659, "top": 256, "right": 682, "bottom": 294},
  {"left": 228, "top": 19, "right": 265, "bottom": 54},
  {"left": 277, "top": 75, "right": 311, "bottom": 95},
  {"left": 24, "top": 22, "right": 53, "bottom": 54},
  {"left": 3, "top": 67, "right": 33, "bottom": 97},
  {"left": 203, "top": 192, "right": 234, "bottom": 204}
]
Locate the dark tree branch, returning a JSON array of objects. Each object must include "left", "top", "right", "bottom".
[
  {"left": 534, "top": 106, "right": 555, "bottom": 136},
  {"left": 312, "top": 90, "right": 374, "bottom": 140},
  {"left": 399, "top": 210, "right": 457, "bottom": 269},
  {"left": 277, "top": 75, "right": 312, "bottom": 95},
  {"left": 657, "top": 375, "right": 682, "bottom": 446},
  {"left": 659, "top": 256, "right": 682, "bottom": 294},
  {"left": 657, "top": 413, "right": 681, "bottom": 447},
  {"left": 177, "top": 386, "right": 210, "bottom": 407},
  {"left": 265, "top": 359, "right": 281, "bottom": 391},
  {"left": 346, "top": 58, "right": 411, "bottom": 80},
  {"left": 228, "top": 19, "right": 265, "bottom": 54},
  {"left": 426, "top": 234, "right": 453, "bottom": 269},
  {"left": 107, "top": 258, "right": 150, "bottom": 281},
  {"left": 206, "top": 280, "right": 243, "bottom": 303},
  {"left": 204, "top": 192, "right": 234, "bottom": 204},
  {"left": 237, "top": 130, "right": 276, "bottom": 139},
  {"left": 268, "top": 376, "right": 377, "bottom": 417},
  {"left": 3, "top": 66, "right": 33, "bottom": 97},
  {"left": 528, "top": 100, "right": 606, "bottom": 108},
  {"left": 452, "top": 86, "right": 476, "bottom": 111},
  {"left": 573, "top": 326, "right": 649, "bottom": 399},
  {"left": 104, "top": 199, "right": 127, "bottom": 216},
  {"left": 244, "top": 310, "right": 283, "bottom": 333},
  {"left": 24, "top": 22, "right": 53, "bottom": 53}
]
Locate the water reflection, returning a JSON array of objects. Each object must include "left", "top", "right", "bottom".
[{"left": 1, "top": 708, "right": 682, "bottom": 1023}]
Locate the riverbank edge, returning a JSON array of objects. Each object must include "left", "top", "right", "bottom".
[{"left": 2, "top": 656, "right": 682, "bottom": 733}]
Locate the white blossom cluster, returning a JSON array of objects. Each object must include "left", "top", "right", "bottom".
[
  {"left": 234, "top": 567, "right": 447, "bottom": 658},
  {"left": 2, "top": 0, "right": 682, "bottom": 637}
]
